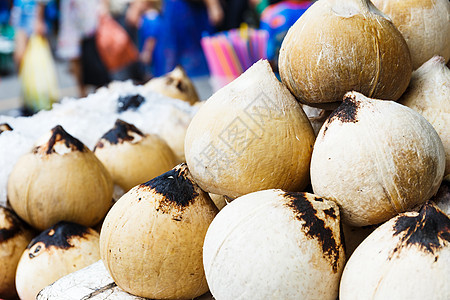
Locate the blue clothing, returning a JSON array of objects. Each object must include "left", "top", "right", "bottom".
[
  {"left": 146, "top": 0, "right": 214, "bottom": 77},
  {"left": 138, "top": 10, "right": 163, "bottom": 77},
  {"left": 11, "top": 0, "right": 52, "bottom": 35}
]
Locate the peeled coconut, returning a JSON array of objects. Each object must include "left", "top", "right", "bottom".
[
  {"left": 399, "top": 56, "right": 450, "bottom": 175},
  {"left": 0, "top": 207, "right": 33, "bottom": 299},
  {"left": 185, "top": 60, "right": 315, "bottom": 199},
  {"left": 279, "top": 0, "right": 412, "bottom": 109},
  {"left": 8, "top": 125, "right": 114, "bottom": 230},
  {"left": 203, "top": 189, "right": 345, "bottom": 300},
  {"left": 372, "top": 0, "right": 450, "bottom": 70},
  {"left": 145, "top": 66, "right": 200, "bottom": 105},
  {"left": 0, "top": 123, "right": 12, "bottom": 134},
  {"left": 340, "top": 202, "right": 450, "bottom": 299},
  {"left": 15, "top": 221, "right": 100, "bottom": 300},
  {"left": 311, "top": 91, "right": 446, "bottom": 226},
  {"left": 100, "top": 163, "right": 218, "bottom": 299},
  {"left": 94, "top": 119, "right": 177, "bottom": 192}
]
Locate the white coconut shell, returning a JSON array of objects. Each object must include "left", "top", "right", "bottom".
[
  {"left": 399, "top": 56, "right": 450, "bottom": 175},
  {"left": 372, "top": 0, "right": 450, "bottom": 70},
  {"left": 100, "top": 164, "right": 218, "bottom": 299},
  {"left": 311, "top": 91, "right": 446, "bottom": 226},
  {"left": 279, "top": 0, "right": 412, "bottom": 108},
  {"left": 7, "top": 126, "right": 114, "bottom": 230},
  {"left": 340, "top": 202, "right": 450, "bottom": 299},
  {"left": 15, "top": 222, "right": 100, "bottom": 300},
  {"left": 203, "top": 189, "right": 345, "bottom": 300},
  {"left": 0, "top": 207, "right": 33, "bottom": 299},
  {"left": 145, "top": 66, "right": 200, "bottom": 105},
  {"left": 185, "top": 60, "right": 315, "bottom": 199},
  {"left": 94, "top": 119, "right": 177, "bottom": 191},
  {"left": 37, "top": 260, "right": 214, "bottom": 300}
]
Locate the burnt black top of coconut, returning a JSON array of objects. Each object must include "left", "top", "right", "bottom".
[
  {"left": 392, "top": 202, "right": 450, "bottom": 255},
  {"left": 285, "top": 192, "right": 341, "bottom": 273},
  {"left": 34, "top": 125, "right": 85, "bottom": 154},
  {"left": 0, "top": 207, "right": 26, "bottom": 243},
  {"left": 27, "top": 221, "right": 91, "bottom": 252},
  {"left": 0, "top": 123, "right": 13, "bottom": 134},
  {"left": 322, "top": 93, "right": 360, "bottom": 136},
  {"left": 141, "top": 164, "right": 199, "bottom": 208},
  {"left": 95, "top": 119, "right": 144, "bottom": 149},
  {"left": 117, "top": 94, "right": 145, "bottom": 112}
]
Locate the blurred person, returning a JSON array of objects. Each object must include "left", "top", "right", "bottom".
[
  {"left": 10, "top": 0, "right": 52, "bottom": 66},
  {"left": 135, "top": 0, "right": 161, "bottom": 78},
  {"left": 260, "top": 0, "right": 312, "bottom": 72},
  {"left": 132, "top": 0, "right": 223, "bottom": 78},
  {"left": 56, "top": 0, "right": 109, "bottom": 97},
  {"left": 158, "top": 0, "right": 223, "bottom": 77}
]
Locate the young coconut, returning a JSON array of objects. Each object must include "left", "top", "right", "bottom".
[
  {"left": 203, "top": 189, "right": 345, "bottom": 300},
  {"left": 279, "top": 0, "right": 412, "bottom": 109},
  {"left": 372, "top": 0, "right": 450, "bottom": 70},
  {"left": 7, "top": 125, "right": 114, "bottom": 230},
  {"left": 340, "top": 202, "right": 450, "bottom": 299},
  {"left": 100, "top": 163, "right": 218, "bottom": 299},
  {"left": 0, "top": 123, "right": 12, "bottom": 134},
  {"left": 94, "top": 119, "right": 177, "bottom": 192},
  {"left": 15, "top": 221, "right": 100, "bottom": 300},
  {"left": 399, "top": 56, "right": 450, "bottom": 175},
  {"left": 145, "top": 66, "right": 200, "bottom": 105},
  {"left": 0, "top": 207, "right": 33, "bottom": 299},
  {"left": 184, "top": 60, "right": 315, "bottom": 199},
  {"left": 311, "top": 91, "right": 446, "bottom": 226}
]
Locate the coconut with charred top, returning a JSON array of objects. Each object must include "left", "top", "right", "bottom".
[
  {"left": 8, "top": 125, "right": 114, "bottom": 230},
  {"left": 399, "top": 56, "right": 450, "bottom": 176},
  {"left": 311, "top": 91, "right": 445, "bottom": 226},
  {"left": 185, "top": 60, "right": 315, "bottom": 199},
  {"left": 0, "top": 123, "right": 12, "bottom": 134},
  {"left": 94, "top": 119, "right": 177, "bottom": 192},
  {"left": 372, "top": 0, "right": 450, "bottom": 70},
  {"left": 0, "top": 207, "right": 33, "bottom": 299},
  {"left": 145, "top": 66, "right": 200, "bottom": 105},
  {"left": 15, "top": 221, "right": 100, "bottom": 300},
  {"left": 100, "top": 163, "right": 218, "bottom": 299},
  {"left": 340, "top": 202, "right": 450, "bottom": 299},
  {"left": 279, "top": 0, "right": 412, "bottom": 109},
  {"left": 203, "top": 190, "right": 345, "bottom": 300}
]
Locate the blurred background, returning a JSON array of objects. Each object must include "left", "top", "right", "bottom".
[{"left": 0, "top": 0, "right": 315, "bottom": 116}]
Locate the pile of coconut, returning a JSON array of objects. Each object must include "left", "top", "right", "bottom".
[{"left": 2, "top": 0, "right": 450, "bottom": 299}]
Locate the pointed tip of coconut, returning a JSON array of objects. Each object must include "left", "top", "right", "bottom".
[
  {"left": 322, "top": 91, "right": 363, "bottom": 132},
  {"left": 139, "top": 163, "right": 200, "bottom": 209},
  {"left": 0, "top": 123, "right": 13, "bottom": 133},
  {"left": 417, "top": 56, "right": 448, "bottom": 73},
  {"left": 95, "top": 119, "right": 145, "bottom": 150},
  {"left": 117, "top": 94, "right": 146, "bottom": 112},
  {"left": 33, "top": 125, "right": 86, "bottom": 156},
  {"left": 392, "top": 201, "right": 450, "bottom": 256},
  {"left": 27, "top": 221, "right": 93, "bottom": 255}
]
